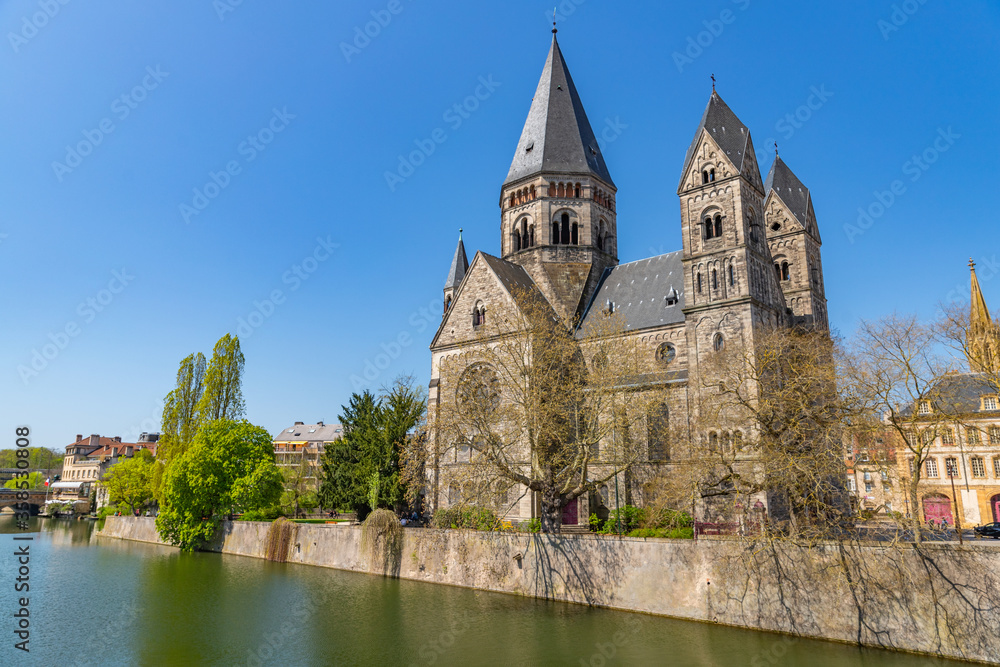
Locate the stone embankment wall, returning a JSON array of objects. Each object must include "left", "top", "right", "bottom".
[{"left": 99, "top": 517, "right": 1000, "bottom": 664}]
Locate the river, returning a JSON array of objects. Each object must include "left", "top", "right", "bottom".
[{"left": 0, "top": 517, "right": 973, "bottom": 666}]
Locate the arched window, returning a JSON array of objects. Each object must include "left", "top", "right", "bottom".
[
  {"left": 708, "top": 432, "right": 719, "bottom": 453},
  {"left": 513, "top": 232, "right": 521, "bottom": 252},
  {"left": 548, "top": 182, "right": 556, "bottom": 197},
  {"left": 774, "top": 263, "right": 781, "bottom": 281},
  {"left": 781, "top": 262, "right": 790, "bottom": 281},
  {"left": 574, "top": 183, "right": 581, "bottom": 198},
  {"left": 704, "top": 217, "right": 715, "bottom": 240},
  {"left": 529, "top": 225, "right": 535, "bottom": 247},
  {"left": 701, "top": 170, "right": 709, "bottom": 184},
  {"left": 713, "top": 333, "right": 724, "bottom": 352},
  {"left": 647, "top": 403, "right": 670, "bottom": 461},
  {"left": 472, "top": 301, "right": 486, "bottom": 328},
  {"left": 712, "top": 269, "right": 718, "bottom": 290},
  {"left": 571, "top": 222, "right": 579, "bottom": 245},
  {"left": 713, "top": 215, "right": 723, "bottom": 238},
  {"left": 709, "top": 168, "right": 716, "bottom": 182},
  {"left": 728, "top": 265, "right": 735, "bottom": 287},
  {"left": 697, "top": 273, "right": 703, "bottom": 293},
  {"left": 552, "top": 221, "right": 560, "bottom": 244},
  {"left": 561, "top": 213, "right": 570, "bottom": 244},
  {"left": 558, "top": 183, "right": 565, "bottom": 198},
  {"left": 445, "top": 295, "right": 452, "bottom": 311}
]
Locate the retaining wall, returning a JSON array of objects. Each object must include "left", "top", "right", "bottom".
[{"left": 98, "top": 516, "right": 1000, "bottom": 664}]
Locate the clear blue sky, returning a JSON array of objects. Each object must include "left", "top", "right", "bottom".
[{"left": 2, "top": 1, "right": 998, "bottom": 449}]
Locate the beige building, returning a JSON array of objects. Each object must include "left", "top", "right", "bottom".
[
  {"left": 844, "top": 431, "right": 905, "bottom": 516},
  {"left": 273, "top": 421, "right": 343, "bottom": 486},
  {"left": 426, "top": 32, "right": 830, "bottom": 526},
  {"left": 895, "top": 263, "right": 1000, "bottom": 527},
  {"left": 57, "top": 433, "right": 158, "bottom": 509}
]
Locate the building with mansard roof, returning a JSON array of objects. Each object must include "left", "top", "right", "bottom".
[{"left": 426, "top": 31, "right": 829, "bottom": 526}]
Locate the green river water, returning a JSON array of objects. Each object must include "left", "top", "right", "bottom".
[{"left": 0, "top": 517, "right": 971, "bottom": 666}]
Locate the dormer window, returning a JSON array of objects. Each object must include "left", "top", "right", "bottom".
[
  {"left": 665, "top": 287, "right": 679, "bottom": 307},
  {"left": 983, "top": 395, "right": 998, "bottom": 411},
  {"left": 918, "top": 400, "right": 931, "bottom": 415},
  {"left": 604, "top": 300, "right": 615, "bottom": 315}
]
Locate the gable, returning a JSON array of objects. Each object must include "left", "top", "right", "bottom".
[{"left": 677, "top": 131, "right": 742, "bottom": 194}]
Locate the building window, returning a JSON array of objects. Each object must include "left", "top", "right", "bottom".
[
  {"left": 983, "top": 396, "right": 998, "bottom": 411},
  {"left": 701, "top": 170, "right": 709, "bottom": 184},
  {"left": 561, "top": 213, "right": 571, "bottom": 245},
  {"left": 571, "top": 222, "right": 579, "bottom": 245},
  {"left": 945, "top": 457, "right": 959, "bottom": 478},
  {"left": 552, "top": 221, "right": 559, "bottom": 244},
  {"left": 918, "top": 401, "right": 931, "bottom": 415},
  {"left": 994, "top": 457, "right": 1000, "bottom": 478},
  {"left": 925, "top": 458, "right": 938, "bottom": 478},
  {"left": 712, "top": 269, "right": 718, "bottom": 290},
  {"left": 846, "top": 477, "right": 856, "bottom": 492},
  {"left": 991, "top": 426, "right": 1000, "bottom": 444},
  {"left": 697, "top": 273, "right": 702, "bottom": 293},
  {"left": 968, "top": 428, "right": 981, "bottom": 445},
  {"left": 655, "top": 343, "right": 676, "bottom": 365},
  {"left": 646, "top": 403, "right": 670, "bottom": 461},
  {"left": 713, "top": 333, "right": 724, "bottom": 352},
  {"left": 942, "top": 428, "right": 955, "bottom": 444},
  {"left": 728, "top": 265, "right": 735, "bottom": 287},
  {"left": 865, "top": 482, "right": 873, "bottom": 493},
  {"left": 971, "top": 457, "right": 986, "bottom": 478}
]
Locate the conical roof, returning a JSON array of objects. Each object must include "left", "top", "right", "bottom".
[
  {"left": 971, "top": 262, "right": 993, "bottom": 330},
  {"left": 504, "top": 34, "right": 614, "bottom": 187},
  {"left": 444, "top": 231, "right": 469, "bottom": 289},
  {"left": 678, "top": 91, "right": 751, "bottom": 191},
  {"left": 765, "top": 155, "right": 814, "bottom": 231}
]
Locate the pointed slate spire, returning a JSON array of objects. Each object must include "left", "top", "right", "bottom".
[
  {"left": 444, "top": 229, "right": 469, "bottom": 289},
  {"left": 765, "top": 155, "right": 814, "bottom": 234},
  {"left": 678, "top": 90, "right": 752, "bottom": 191},
  {"left": 970, "top": 259, "right": 993, "bottom": 332},
  {"left": 504, "top": 34, "right": 614, "bottom": 187}
]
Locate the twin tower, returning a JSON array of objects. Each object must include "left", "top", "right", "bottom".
[{"left": 441, "top": 31, "right": 827, "bottom": 347}]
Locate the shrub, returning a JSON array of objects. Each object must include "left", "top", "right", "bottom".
[
  {"left": 594, "top": 505, "right": 693, "bottom": 534},
  {"left": 625, "top": 526, "right": 694, "bottom": 539},
  {"left": 431, "top": 506, "right": 500, "bottom": 531},
  {"left": 240, "top": 506, "right": 284, "bottom": 522}
]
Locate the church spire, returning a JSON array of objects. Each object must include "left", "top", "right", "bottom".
[
  {"left": 504, "top": 33, "right": 614, "bottom": 187},
  {"left": 968, "top": 258, "right": 1000, "bottom": 373},
  {"left": 444, "top": 229, "right": 468, "bottom": 290}
]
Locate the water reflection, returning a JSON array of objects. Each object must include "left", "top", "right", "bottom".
[{"left": 0, "top": 517, "right": 971, "bottom": 666}]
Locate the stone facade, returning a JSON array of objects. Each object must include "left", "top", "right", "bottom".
[{"left": 427, "top": 35, "right": 829, "bottom": 526}]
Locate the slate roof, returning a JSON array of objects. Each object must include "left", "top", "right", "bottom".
[
  {"left": 504, "top": 34, "right": 614, "bottom": 187},
  {"left": 576, "top": 251, "right": 686, "bottom": 336},
  {"left": 901, "top": 373, "right": 1000, "bottom": 416},
  {"left": 678, "top": 91, "right": 751, "bottom": 191},
  {"left": 765, "top": 156, "right": 815, "bottom": 233},
  {"left": 274, "top": 423, "right": 344, "bottom": 442},
  {"left": 445, "top": 232, "right": 469, "bottom": 289}
]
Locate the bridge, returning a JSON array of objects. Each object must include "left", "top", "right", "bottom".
[{"left": 0, "top": 489, "right": 57, "bottom": 514}]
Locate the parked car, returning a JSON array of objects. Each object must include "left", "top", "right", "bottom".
[{"left": 973, "top": 522, "right": 1000, "bottom": 539}]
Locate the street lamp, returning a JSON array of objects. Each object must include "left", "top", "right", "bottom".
[{"left": 946, "top": 459, "right": 963, "bottom": 545}]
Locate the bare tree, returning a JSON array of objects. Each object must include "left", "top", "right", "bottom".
[{"left": 424, "top": 285, "right": 663, "bottom": 533}]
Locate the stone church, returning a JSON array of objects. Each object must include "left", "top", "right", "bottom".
[{"left": 426, "top": 31, "right": 828, "bottom": 525}]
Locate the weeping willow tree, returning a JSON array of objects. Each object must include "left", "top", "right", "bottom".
[{"left": 360, "top": 508, "right": 403, "bottom": 576}]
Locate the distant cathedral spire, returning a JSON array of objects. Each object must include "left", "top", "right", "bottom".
[
  {"left": 442, "top": 229, "right": 468, "bottom": 318},
  {"left": 968, "top": 259, "right": 1000, "bottom": 373}
]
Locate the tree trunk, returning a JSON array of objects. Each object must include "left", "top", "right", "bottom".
[{"left": 539, "top": 488, "right": 564, "bottom": 534}]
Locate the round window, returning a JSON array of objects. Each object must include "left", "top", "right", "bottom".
[
  {"left": 656, "top": 343, "right": 676, "bottom": 365},
  {"left": 457, "top": 363, "right": 500, "bottom": 414}
]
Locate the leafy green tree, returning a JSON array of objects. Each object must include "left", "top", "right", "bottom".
[
  {"left": 4, "top": 471, "right": 45, "bottom": 489},
  {"left": 156, "top": 420, "right": 282, "bottom": 551},
  {"left": 101, "top": 451, "right": 155, "bottom": 514},
  {"left": 195, "top": 334, "right": 246, "bottom": 423},
  {"left": 318, "top": 378, "right": 426, "bottom": 514},
  {"left": 154, "top": 352, "right": 207, "bottom": 502},
  {"left": 0, "top": 447, "right": 63, "bottom": 470}
]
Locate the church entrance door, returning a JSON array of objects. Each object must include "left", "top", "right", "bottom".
[
  {"left": 561, "top": 499, "right": 578, "bottom": 525},
  {"left": 991, "top": 494, "right": 1000, "bottom": 522}
]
